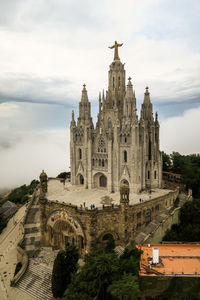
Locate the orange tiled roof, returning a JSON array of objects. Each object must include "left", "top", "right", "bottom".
[{"left": 138, "top": 244, "right": 200, "bottom": 277}]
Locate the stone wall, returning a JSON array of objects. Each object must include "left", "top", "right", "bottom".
[{"left": 39, "top": 189, "right": 179, "bottom": 255}]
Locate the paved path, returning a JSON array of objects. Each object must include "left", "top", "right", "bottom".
[{"left": 0, "top": 204, "right": 35, "bottom": 300}]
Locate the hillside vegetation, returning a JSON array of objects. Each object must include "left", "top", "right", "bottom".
[{"left": 162, "top": 151, "right": 200, "bottom": 198}]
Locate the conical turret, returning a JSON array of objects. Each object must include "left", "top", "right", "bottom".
[
  {"left": 123, "top": 77, "right": 137, "bottom": 119},
  {"left": 70, "top": 110, "right": 76, "bottom": 127},
  {"left": 81, "top": 84, "right": 89, "bottom": 103},
  {"left": 140, "top": 86, "right": 153, "bottom": 121},
  {"left": 78, "top": 84, "right": 92, "bottom": 125}
]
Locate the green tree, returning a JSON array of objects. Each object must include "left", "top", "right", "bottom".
[
  {"left": 105, "top": 237, "right": 115, "bottom": 253},
  {"left": 119, "top": 241, "right": 142, "bottom": 275},
  {"left": 162, "top": 151, "right": 171, "bottom": 171},
  {"left": 107, "top": 273, "right": 140, "bottom": 300},
  {"left": 63, "top": 251, "right": 120, "bottom": 300},
  {"left": 163, "top": 198, "right": 200, "bottom": 242},
  {"left": 51, "top": 245, "right": 79, "bottom": 298},
  {"left": 57, "top": 172, "right": 71, "bottom": 179}
]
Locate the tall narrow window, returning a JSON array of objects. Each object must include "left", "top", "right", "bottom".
[
  {"left": 124, "top": 150, "right": 127, "bottom": 163},
  {"left": 108, "top": 118, "right": 112, "bottom": 128},
  {"left": 148, "top": 139, "right": 151, "bottom": 160},
  {"left": 124, "top": 137, "right": 127, "bottom": 143},
  {"left": 154, "top": 170, "right": 157, "bottom": 179},
  {"left": 113, "top": 77, "right": 115, "bottom": 90},
  {"left": 102, "top": 159, "right": 105, "bottom": 167},
  {"left": 118, "top": 76, "right": 120, "bottom": 89},
  {"left": 147, "top": 170, "right": 150, "bottom": 179},
  {"left": 79, "top": 148, "right": 82, "bottom": 160}
]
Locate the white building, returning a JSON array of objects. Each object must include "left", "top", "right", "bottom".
[{"left": 70, "top": 42, "right": 162, "bottom": 193}]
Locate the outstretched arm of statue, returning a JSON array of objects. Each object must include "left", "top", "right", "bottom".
[
  {"left": 109, "top": 45, "right": 115, "bottom": 49},
  {"left": 118, "top": 43, "right": 123, "bottom": 47}
]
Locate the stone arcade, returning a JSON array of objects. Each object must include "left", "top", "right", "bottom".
[{"left": 70, "top": 41, "right": 162, "bottom": 193}]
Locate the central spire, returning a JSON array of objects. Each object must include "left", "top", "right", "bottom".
[{"left": 109, "top": 41, "right": 123, "bottom": 60}]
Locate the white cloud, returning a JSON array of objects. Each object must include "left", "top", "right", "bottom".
[
  {"left": 0, "top": 0, "right": 200, "bottom": 188},
  {"left": 0, "top": 129, "right": 69, "bottom": 188},
  {"left": 160, "top": 107, "right": 200, "bottom": 154}
]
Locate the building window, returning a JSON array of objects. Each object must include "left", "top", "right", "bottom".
[
  {"left": 99, "top": 159, "right": 101, "bottom": 166},
  {"left": 154, "top": 170, "right": 157, "bottom": 179},
  {"left": 92, "top": 159, "right": 95, "bottom": 166},
  {"left": 108, "top": 118, "right": 112, "bottom": 128},
  {"left": 79, "top": 148, "right": 82, "bottom": 160},
  {"left": 124, "top": 137, "right": 127, "bottom": 143},
  {"left": 118, "top": 76, "right": 120, "bottom": 89},
  {"left": 124, "top": 150, "right": 127, "bottom": 163},
  {"left": 148, "top": 139, "right": 151, "bottom": 160},
  {"left": 102, "top": 159, "right": 105, "bottom": 167},
  {"left": 113, "top": 77, "right": 115, "bottom": 89},
  {"left": 147, "top": 170, "right": 150, "bottom": 179},
  {"left": 98, "top": 137, "right": 106, "bottom": 152},
  {"left": 80, "top": 175, "right": 84, "bottom": 185}
]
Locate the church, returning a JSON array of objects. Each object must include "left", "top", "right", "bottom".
[
  {"left": 70, "top": 41, "right": 162, "bottom": 193},
  {"left": 36, "top": 42, "right": 174, "bottom": 255}
]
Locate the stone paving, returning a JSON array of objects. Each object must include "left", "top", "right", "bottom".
[
  {"left": 46, "top": 179, "right": 172, "bottom": 208},
  {"left": 0, "top": 204, "right": 35, "bottom": 300}
]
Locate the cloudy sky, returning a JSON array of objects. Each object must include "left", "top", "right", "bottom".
[{"left": 0, "top": 0, "right": 200, "bottom": 188}]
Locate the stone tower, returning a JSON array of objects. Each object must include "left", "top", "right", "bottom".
[{"left": 70, "top": 43, "right": 162, "bottom": 193}]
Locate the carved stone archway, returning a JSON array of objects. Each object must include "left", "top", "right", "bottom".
[{"left": 47, "top": 210, "right": 85, "bottom": 254}]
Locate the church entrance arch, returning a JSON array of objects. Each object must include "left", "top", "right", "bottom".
[
  {"left": 47, "top": 210, "right": 85, "bottom": 254},
  {"left": 93, "top": 172, "right": 107, "bottom": 189},
  {"left": 100, "top": 175, "right": 107, "bottom": 187},
  {"left": 79, "top": 174, "right": 84, "bottom": 185},
  {"left": 121, "top": 179, "right": 129, "bottom": 186}
]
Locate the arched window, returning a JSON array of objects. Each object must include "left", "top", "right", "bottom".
[
  {"left": 124, "top": 137, "right": 127, "bottom": 143},
  {"left": 145, "top": 209, "right": 151, "bottom": 224},
  {"left": 154, "top": 170, "right": 157, "bottom": 179},
  {"left": 99, "top": 159, "right": 101, "bottom": 166},
  {"left": 147, "top": 171, "right": 150, "bottom": 180},
  {"left": 79, "top": 148, "right": 82, "bottom": 159},
  {"left": 122, "top": 179, "right": 129, "bottom": 186},
  {"left": 113, "top": 77, "right": 115, "bottom": 89},
  {"left": 118, "top": 76, "right": 120, "bottom": 89},
  {"left": 80, "top": 175, "right": 84, "bottom": 185},
  {"left": 124, "top": 150, "right": 127, "bottom": 163}
]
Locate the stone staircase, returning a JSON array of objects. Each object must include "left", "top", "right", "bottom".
[
  {"left": 23, "top": 193, "right": 41, "bottom": 256},
  {"left": 16, "top": 259, "right": 53, "bottom": 300}
]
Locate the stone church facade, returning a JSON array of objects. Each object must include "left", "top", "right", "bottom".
[{"left": 70, "top": 42, "right": 162, "bottom": 193}]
